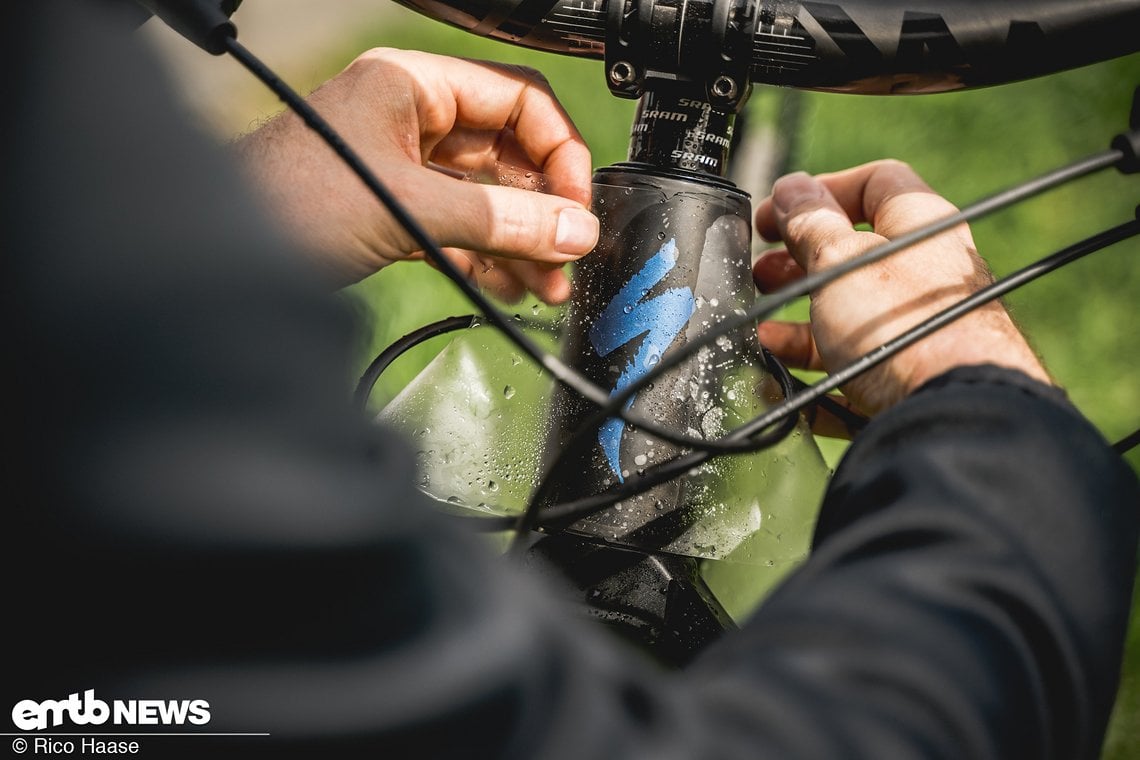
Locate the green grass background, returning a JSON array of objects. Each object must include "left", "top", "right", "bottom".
[{"left": 234, "top": 8, "right": 1140, "bottom": 755}]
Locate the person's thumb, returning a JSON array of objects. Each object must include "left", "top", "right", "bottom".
[
  {"left": 771, "top": 172, "right": 865, "bottom": 275},
  {"left": 406, "top": 170, "right": 599, "bottom": 263}
]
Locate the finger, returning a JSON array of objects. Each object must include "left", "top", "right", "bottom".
[
  {"left": 477, "top": 256, "right": 571, "bottom": 305},
  {"left": 405, "top": 53, "right": 591, "bottom": 206},
  {"left": 425, "top": 249, "right": 564, "bottom": 306},
  {"left": 426, "top": 248, "right": 529, "bottom": 303},
  {"left": 355, "top": 50, "right": 592, "bottom": 207},
  {"left": 755, "top": 160, "right": 957, "bottom": 242},
  {"left": 397, "top": 167, "right": 599, "bottom": 264},
  {"left": 430, "top": 127, "right": 543, "bottom": 182},
  {"left": 451, "top": 62, "right": 592, "bottom": 207},
  {"left": 757, "top": 320, "right": 824, "bottom": 372},
  {"left": 760, "top": 172, "right": 876, "bottom": 274},
  {"left": 754, "top": 196, "right": 783, "bottom": 243},
  {"left": 803, "top": 394, "right": 866, "bottom": 440},
  {"left": 469, "top": 253, "right": 530, "bottom": 303},
  {"left": 812, "top": 159, "right": 959, "bottom": 238},
  {"left": 501, "top": 260, "right": 572, "bottom": 305},
  {"left": 752, "top": 248, "right": 805, "bottom": 293}
]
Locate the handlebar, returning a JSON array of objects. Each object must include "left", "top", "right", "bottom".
[{"left": 390, "top": 0, "right": 1140, "bottom": 94}]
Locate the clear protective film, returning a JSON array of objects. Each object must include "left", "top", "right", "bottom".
[{"left": 376, "top": 177, "right": 831, "bottom": 609}]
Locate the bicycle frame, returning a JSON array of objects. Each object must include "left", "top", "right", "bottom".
[
  {"left": 378, "top": 0, "right": 1140, "bottom": 662},
  {"left": 138, "top": 0, "right": 1140, "bottom": 665}
]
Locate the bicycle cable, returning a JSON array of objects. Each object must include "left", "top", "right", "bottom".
[
  {"left": 592, "top": 148, "right": 1129, "bottom": 456},
  {"left": 220, "top": 30, "right": 1140, "bottom": 542},
  {"left": 222, "top": 35, "right": 762, "bottom": 457},
  {"left": 503, "top": 215, "right": 1140, "bottom": 535},
  {"left": 350, "top": 311, "right": 803, "bottom": 536},
  {"left": 227, "top": 30, "right": 1140, "bottom": 468},
  {"left": 354, "top": 145, "right": 1131, "bottom": 460},
  {"left": 346, "top": 128, "right": 1140, "bottom": 539},
  {"left": 353, "top": 315, "right": 478, "bottom": 411},
  {"left": 591, "top": 149, "right": 1128, "bottom": 429}
]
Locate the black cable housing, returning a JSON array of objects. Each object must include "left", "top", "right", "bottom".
[
  {"left": 354, "top": 319, "right": 804, "bottom": 536},
  {"left": 1115, "top": 429, "right": 1140, "bottom": 454},
  {"left": 208, "top": 28, "right": 1140, "bottom": 545},
  {"left": 591, "top": 149, "right": 1126, "bottom": 429},
  {"left": 135, "top": 0, "right": 240, "bottom": 55},
  {"left": 501, "top": 216, "right": 1140, "bottom": 534},
  {"left": 221, "top": 35, "right": 767, "bottom": 457},
  {"left": 354, "top": 315, "right": 478, "bottom": 411}
]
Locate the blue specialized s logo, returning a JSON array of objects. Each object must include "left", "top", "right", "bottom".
[{"left": 589, "top": 239, "right": 695, "bottom": 481}]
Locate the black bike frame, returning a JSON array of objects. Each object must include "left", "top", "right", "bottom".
[{"left": 138, "top": 0, "right": 1140, "bottom": 665}]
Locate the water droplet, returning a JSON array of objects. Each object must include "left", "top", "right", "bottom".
[
  {"left": 487, "top": 480, "right": 499, "bottom": 492},
  {"left": 623, "top": 304, "right": 633, "bottom": 314},
  {"left": 709, "top": 298, "right": 719, "bottom": 307},
  {"left": 657, "top": 232, "right": 666, "bottom": 240},
  {"left": 447, "top": 495, "right": 462, "bottom": 504},
  {"left": 634, "top": 454, "right": 648, "bottom": 466},
  {"left": 503, "top": 385, "right": 516, "bottom": 399},
  {"left": 511, "top": 354, "right": 521, "bottom": 366}
]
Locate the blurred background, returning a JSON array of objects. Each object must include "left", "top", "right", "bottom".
[{"left": 143, "top": 3, "right": 1140, "bottom": 755}]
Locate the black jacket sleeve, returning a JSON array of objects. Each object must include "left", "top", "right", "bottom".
[
  {"left": 688, "top": 366, "right": 1140, "bottom": 760},
  {"left": 4, "top": 3, "right": 1136, "bottom": 760}
]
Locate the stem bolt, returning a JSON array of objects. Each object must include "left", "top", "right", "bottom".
[
  {"left": 609, "top": 61, "right": 637, "bottom": 86},
  {"left": 711, "top": 75, "right": 738, "bottom": 100}
]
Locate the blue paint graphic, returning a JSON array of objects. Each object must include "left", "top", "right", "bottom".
[{"left": 589, "top": 239, "right": 695, "bottom": 481}]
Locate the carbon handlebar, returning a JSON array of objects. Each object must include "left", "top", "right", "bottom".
[{"left": 390, "top": 0, "right": 1140, "bottom": 94}]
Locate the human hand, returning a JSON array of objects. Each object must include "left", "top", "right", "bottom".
[
  {"left": 752, "top": 160, "right": 1051, "bottom": 427},
  {"left": 235, "top": 48, "right": 599, "bottom": 303}
]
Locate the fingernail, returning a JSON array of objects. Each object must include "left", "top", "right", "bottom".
[
  {"left": 555, "top": 207, "right": 600, "bottom": 255},
  {"left": 773, "top": 172, "right": 824, "bottom": 214}
]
